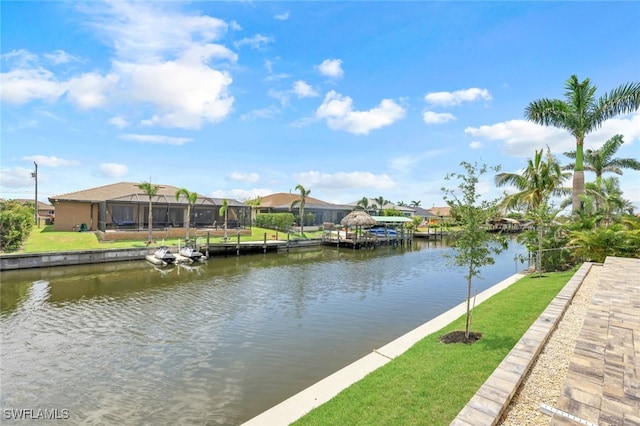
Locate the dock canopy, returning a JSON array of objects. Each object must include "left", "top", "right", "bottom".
[{"left": 370, "top": 216, "right": 413, "bottom": 225}]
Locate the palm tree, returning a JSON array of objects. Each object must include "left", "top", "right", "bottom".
[
  {"left": 564, "top": 134, "right": 640, "bottom": 189},
  {"left": 219, "top": 198, "right": 229, "bottom": 240},
  {"left": 410, "top": 200, "right": 421, "bottom": 207},
  {"left": 525, "top": 75, "right": 640, "bottom": 214},
  {"left": 175, "top": 188, "right": 198, "bottom": 241},
  {"left": 584, "top": 177, "right": 632, "bottom": 227},
  {"left": 137, "top": 181, "right": 160, "bottom": 244},
  {"left": 355, "top": 197, "right": 370, "bottom": 211},
  {"left": 373, "top": 196, "right": 387, "bottom": 215},
  {"left": 289, "top": 184, "right": 310, "bottom": 235},
  {"left": 495, "top": 148, "right": 571, "bottom": 212}
]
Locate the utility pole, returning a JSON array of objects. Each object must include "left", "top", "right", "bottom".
[{"left": 31, "top": 162, "right": 38, "bottom": 225}]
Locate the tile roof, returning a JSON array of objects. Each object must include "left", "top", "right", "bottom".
[{"left": 48, "top": 182, "right": 245, "bottom": 206}]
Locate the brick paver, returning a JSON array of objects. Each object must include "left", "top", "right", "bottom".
[{"left": 551, "top": 257, "right": 640, "bottom": 426}]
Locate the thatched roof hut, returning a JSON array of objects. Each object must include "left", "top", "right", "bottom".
[{"left": 340, "top": 210, "right": 377, "bottom": 227}]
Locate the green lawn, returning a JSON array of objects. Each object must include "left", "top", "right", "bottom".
[
  {"left": 16, "top": 225, "right": 324, "bottom": 253},
  {"left": 293, "top": 269, "right": 574, "bottom": 426}
]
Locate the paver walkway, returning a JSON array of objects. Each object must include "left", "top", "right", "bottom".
[{"left": 549, "top": 257, "right": 640, "bottom": 426}]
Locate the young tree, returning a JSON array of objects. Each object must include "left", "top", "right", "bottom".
[
  {"left": 175, "top": 188, "right": 198, "bottom": 241},
  {"left": 289, "top": 184, "right": 310, "bottom": 235},
  {"left": 442, "top": 161, "right": 508, "bottom": 340},
  {"left": 219, "top": 198, "right": 229, "bottom": 240},
  {"left": 525, "top": 75, "right": 640, "bottom": 214},
  {"left": 137, "top": 181, "right": 160, "bottom": 244}
]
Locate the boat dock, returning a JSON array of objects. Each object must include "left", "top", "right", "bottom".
[{"left": 321, "top": 230, "right": 413, "bottom": 249}]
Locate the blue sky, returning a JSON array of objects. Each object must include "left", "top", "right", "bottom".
[{"left": 2, "top": 1, "right": 639, "bottom": 210}]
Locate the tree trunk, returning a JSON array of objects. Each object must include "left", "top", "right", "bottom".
[{"left": 572, "top": 170, "right": 585, "bottom": 214}]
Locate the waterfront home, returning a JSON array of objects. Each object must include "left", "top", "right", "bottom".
[
  {"left": 256, "top": 193, "right": 353, "bottom": 228},
  {"left": 48, "top": 182, "right": 250, "bottom": 240}
]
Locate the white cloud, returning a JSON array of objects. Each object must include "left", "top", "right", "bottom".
[
  {"left": 234, "top": 34, "right": 273, "bottom": 50},
  {"left": 469, "top": 141, "right": 482, "bottom": 149},
  {"left": 316, "top": 90, "right": 405, "bottom": 134},
  {"left": 227, "top": 172, "right": 260, "bottom": 183},
  {"left": 317, "top": 59, "right": 344, "bottom": 79},
  {"left": 65, "top": 72, "right": 119, "bottom": 109},
  {"left": 1, "top": 49, "right": 38, "bottom": 68},
  {"left": 43, "top": 50, "right": 80, "bottom": 65},
  {"left": 116, "top": 60, "right": 234, "bottom": 129},
  {"left": 0, "top": 68, "right": 65, "bottom": 105},
  {"left": 465, "top": 112, "right": 640, "bottom": 157},
  {"left": 294, "top": 171, "right": 396, "bottom": 190},
  {"left": 23, "top": 155, "right": 79, "bottom": 167},
  {"left": 0, "top": 167, "right": 36, "bottom": 189},
  {"left": 108, "top": 116, "right": 130, "bottom": 129},
  {"left": 424, "top": 88, "right": 491, "bottom": 106},
  {"left": 293, "top": 80, "right": 318, "bottom": 98},
  {"left": 465, "top": 119, "right": 569, "bottom": 156},
  {"left": 121, "top": 133, "right": 192, "bottom": 145},
  {"left": 85, "top": 1, "right": 229, "bottom": 63},
  {"left": 274, "top": 11, "right": 290, "bottom": 21},
  {"left": 241, "top": 106, "right": 280, "bottom": 121},
  {"left": 388, "top": 150, "right": 445, "bottom": 172},
  {"left": 422, "top": 111, "right": 456, "bottom": 124},
  {"left": 99, "top": 163, "right": 128, "bottom": 178}
]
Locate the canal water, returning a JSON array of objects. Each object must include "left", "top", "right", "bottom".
[{"left": 1, "top": 239, "right": 525, "bottom": 425}]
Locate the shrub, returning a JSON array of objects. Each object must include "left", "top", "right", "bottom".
[
  {"left": 0, "top": 200, "right": 34, "bottom": 252},
  {"left": 254, "top": 213, "right": 295, "bottom": 231}
]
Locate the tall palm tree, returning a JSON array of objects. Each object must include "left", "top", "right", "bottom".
[
  {"left": 495, "top": 148, "right": 571, "bottom": 212},
  {"left": 289, "top": 184, "right": 310, "bottom": 235},
  {"left": 410, "top": 200, "right": 421, "bottom": 207},
  {"left": 175, "top": 188, "right": 198, "bottom": 241},
  {"left": 219, "top": 198, "right": 229, "bottom": 240},
  {"left": 525, "top": 75, "right": 640, "bottom": 214},
  {"left": 373, "top": 196, "right": 387, "bottom": 215},
  {"left": 564, "top": 134, "right": 640, "bottom": 188},
  {"left": 137, "top": 181, "right": 160, "bottom": 244}
]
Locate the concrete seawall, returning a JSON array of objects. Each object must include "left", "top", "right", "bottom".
[
  {"left": 0, "top": 239, "right": 324, "bottom": 271},
  {"left": 0, "top": 248, "right": 152, "bottom": 271}
]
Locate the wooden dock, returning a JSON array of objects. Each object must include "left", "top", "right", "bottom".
[{"left": 321, "top": 230, "right": 413, "bottom": 249}]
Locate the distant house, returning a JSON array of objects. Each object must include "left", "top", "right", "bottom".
[
  {"left": 346, "top": 198, "right": 417, "bottom": 217},
  {"left": 12, "top": 199, "right": 55, "bottom": 223},
  {"left": 257, "top": 193, "right": 353, "bottom": 226},
  {"left": 427, "top": 206, "right": 451, "bottom": 218},
  {"left": 48, "top": 182, "right": 249, "bottom": 234}
]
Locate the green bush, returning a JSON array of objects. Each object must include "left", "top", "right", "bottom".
[
  {"left": 0, "top": 200, "right": 34, "bottom": 252},
  {"left": 254, "top": 213, "right": 295, "bottom": 231}
]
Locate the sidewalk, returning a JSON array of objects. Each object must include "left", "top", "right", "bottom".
[{"left": 548, "top": 256, "right": 640, "bottom": 425}]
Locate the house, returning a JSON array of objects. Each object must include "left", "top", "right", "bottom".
[
  {"left": 48, "top": 182, "right": 249, "bottom": 239},
  {"left": 256, "top": 193, "right": 353, "bottom": 227},
  {"left": 12, "top": 199, "right": 55, "bottom": 224}
]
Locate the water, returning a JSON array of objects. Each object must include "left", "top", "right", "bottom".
[{"left": 1, "top": 239, "right": 524, "bottom": 425}]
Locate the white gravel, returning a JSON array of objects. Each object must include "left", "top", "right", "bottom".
[{"left": 498, "top": 264, "right": 601, "bottom": 426}]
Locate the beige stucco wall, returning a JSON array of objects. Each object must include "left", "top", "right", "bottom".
[{"left": 53, "top": 201, "right": 98, "bottom": 232}]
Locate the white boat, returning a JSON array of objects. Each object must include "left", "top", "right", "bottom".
[
  {"left": 153, "top": 246, "right": 176, "bottom": 264},
  {"left": 179, "top": 246, "right": 204, "bottom": 262}
]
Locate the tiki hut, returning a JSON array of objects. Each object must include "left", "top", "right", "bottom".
[{"left": 340, "top": 210, "right": 377, "bottom": 238}]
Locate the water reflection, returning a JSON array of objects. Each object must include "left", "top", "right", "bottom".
[{"left": 1, "top": 238, "right": 524, "bottom": 424}]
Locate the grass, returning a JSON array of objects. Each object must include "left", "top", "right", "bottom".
[
  {"left": 292, "top": 269, "right": 575, "bottom": 426},
  {"left": 15, "top": 225, "right": 325, "bottom": 253}
]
